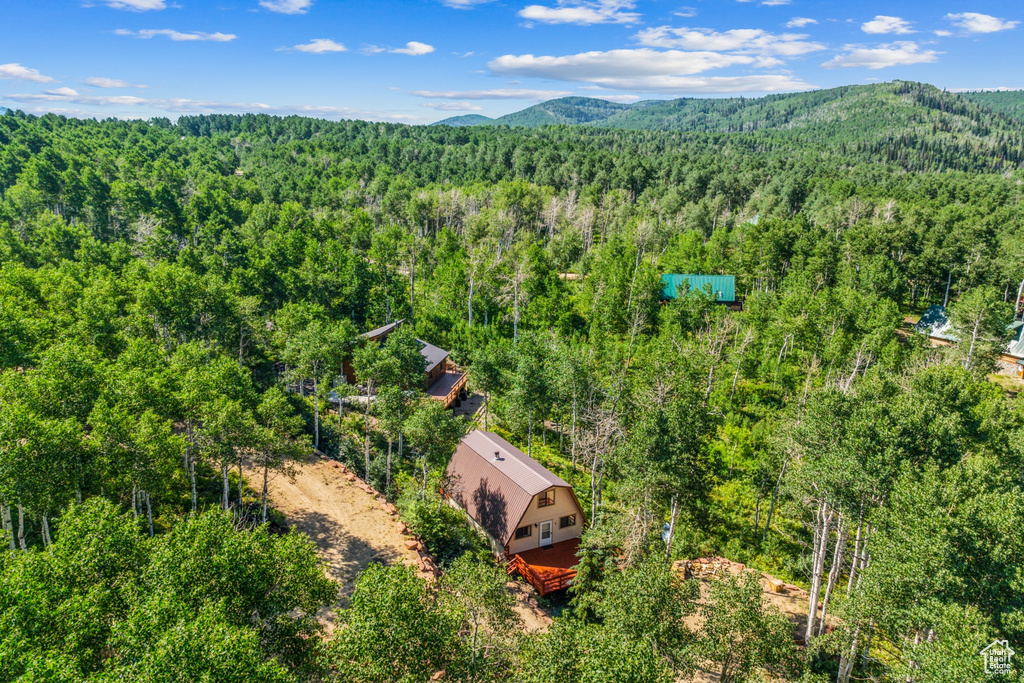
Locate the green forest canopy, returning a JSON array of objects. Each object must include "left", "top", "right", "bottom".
[{"left": 1, "top": 78, "right": 1023, "bottom": 681}]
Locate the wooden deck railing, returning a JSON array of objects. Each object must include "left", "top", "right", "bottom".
[
  {"left": 442, "top": 371, "right": 468, "bottom": 408},
  {"left": 505, "top": 553, "right": 575, "bottom": 596}
]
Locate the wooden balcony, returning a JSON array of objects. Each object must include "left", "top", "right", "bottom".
[
  {"left": 505, "top": 538, "right": 581, "bottom": 596},
  {"left": 426, "top": 368, "right": 468, "bottom": 409}
]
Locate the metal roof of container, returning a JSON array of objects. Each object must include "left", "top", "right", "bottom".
[{"left": 661, "top": 274, "right": 736, "bottom": 302}]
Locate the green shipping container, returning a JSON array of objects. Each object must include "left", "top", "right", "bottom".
[{"left": 660, "top": 274, "right": 736, "bottom": 303}]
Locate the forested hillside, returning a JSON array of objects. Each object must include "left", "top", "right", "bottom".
[
  {"left": 435, "top": 82, "right": 1024, "bottom": 173},
  {"left": 431, "top": 113, "right": 494, "bottom": 127},
  {"left": 962, "top": 89, "right": 1024, "bottom": 123},
  {"left": 490, "top": 96, "right": 631, "bottom": 127},
  {"left": 1, "top": 101, "right": 1023, "bottom": 682}
]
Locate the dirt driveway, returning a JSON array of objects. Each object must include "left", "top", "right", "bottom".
[
  {"left": 253, "top": 453, "right": 553, "bottom": 634},
  {"left": 252, "top": 455, "right": 420, "bottom": 628}
]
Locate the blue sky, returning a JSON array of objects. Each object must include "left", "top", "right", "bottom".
[{"left": 1, "top": 0, "right": 1021, "bottom": 124}]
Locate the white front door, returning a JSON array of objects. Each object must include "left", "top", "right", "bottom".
[{"left": 539, "top": 521, "right": 553, "bottom": 547}]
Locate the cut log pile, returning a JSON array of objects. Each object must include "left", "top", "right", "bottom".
[
  {"left": 672, "top": 556, "right": 742, "bottom": 579},
  {"left": 327, "top": 456, "right": 441, "bottom": 579},
  {"left": 672, "top": 556, "right": 797, "bottom": 595}
]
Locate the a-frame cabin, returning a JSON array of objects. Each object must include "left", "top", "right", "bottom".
[{"left": 445, "top": 430, "right": 585, "bottom": 596}]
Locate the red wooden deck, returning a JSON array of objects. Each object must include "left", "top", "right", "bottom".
[{"left": 506, "top": 538, "right": 581, "bottom": 596}]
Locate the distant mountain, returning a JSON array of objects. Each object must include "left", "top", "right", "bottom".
[
  {"left": 591, "top": 84, "right": 895, "bottom": 133},
  {"left": 959, "top": 90, "right": 1024, "bottom": 124},
  {"left": 421, "top": 82, "right": 1024, "bottom": 170},
  {"left": 436, "top": 83, "right": 1024, "bottom": 141},
  {"left": 430, "top": 114, "right": 493, "bottom": 127},
  {"left": 490, "top": 96, "right": 631, "bottom": 127},
  {"left": 590, "top": 83, "right": 1024, "bottom": 139}
]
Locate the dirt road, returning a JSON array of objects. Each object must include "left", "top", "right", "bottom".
[
  {"left": 254, "top": 453, "right": 553, "bottom": 634},
  {"left": 253, "top": 455, "right": 420, "bottom": 627}
]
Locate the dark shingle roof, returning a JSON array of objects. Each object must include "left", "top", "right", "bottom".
[
  {"left": 417, "top": 339, "right": 449, "bottom": 373},
  {"left": 360, "top": 320, "right": 449, "bottom": 371},
  {"left": 362, "top": 319, "right": 404, "bottom": 341}
]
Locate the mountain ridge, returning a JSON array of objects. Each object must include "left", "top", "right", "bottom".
[
  {"left": 429, "top": 82, "right": 1024, "bottom": 135},
  {"left": 430, "top": 114, "right": 493, "bottom": 127}
]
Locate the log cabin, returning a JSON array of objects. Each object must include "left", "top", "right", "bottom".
[
  {"left": 445, "top": 430, "right": 585, "bottom": 596},
  {"left": 341, "top": 319, "right": 468, "bottom": 409}
]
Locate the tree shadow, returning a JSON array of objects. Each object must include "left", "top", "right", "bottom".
[{"left": 469, "top": 477, "right": 509, "bottom": 543}]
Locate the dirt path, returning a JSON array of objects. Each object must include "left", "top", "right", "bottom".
[
  {"left": 252, "top": 455, "right": 421, "bottom": 628},
  {"left": 253, "top": 451, "right": 553, "bottom": 635},
  {"left": 506, "top": 581, "right": 554, "bottom": 633}
]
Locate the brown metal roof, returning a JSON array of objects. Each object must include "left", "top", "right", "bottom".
[
  {"left": 467, "top": 431, "right": 570, "bottom": 493},
  {"left": 445, "top": 430, "right": 571, "bottom": 547}
]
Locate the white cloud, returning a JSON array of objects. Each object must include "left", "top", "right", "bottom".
[
  {"left": 4, "top": 90, "right": 418, "bottom": 120},
  {"left": 115, "top": 28, "right": 237, "bottom": 41},
  {"left": 489, "top": 49, "right": 811, "bottom": 92},
  {"left": 821, "top": 42, "right": 941, "bottom": 69},
  {"left": 100, "top": 0, "right": 167, "bottom": 10},
  {"left": 422, "top": 102, "right": 483, "bottom": 110},
  {"left": 85, "top": 76, "right": 146, "bottom": 88},
  {"left": 259, "top": 0, "right": 313, "bottom": 14},
  {"left": 289, "top": 38, "right": 346, "bottom": 53},
  {"left": 752, "top": 56, "right": 784, "bottom": 68},
  {"left": 413, "top": 88, "right": 573, "bottom": 99},
  {"left": 945, "top": 12, "right": 1019, "bottom": 34},
  {"left": 519, "top": 0, "right": 640, "bottom": 26},
  {"left": 635, "top": 26, "right": 825, "bottom": 56},
  {"left": 391, "top": 41, "right": 435, "bottom": 55},
  {"left": 674, "top": 6, "right": 697, "bottom": 18},
  {"left": 363, "top": 42, "right": 435, "bottom": 56},
  {"left": 786, "top": 17, "right": 817, "bottom": 28},
  {"left": 10, "top": 92, "right": 155, "bottom": 106},
  {"left": 491, "top": 49, "right": 753, "bottom": 80},
  {"left": 590, "top": 74, "right": 810, "bottom": 93},
  {"left": 934, "top": 30, "right": 953, "bottom": 37},
  {"left": 737, "top": 0, "right": 791, "bottom": 5},
  {"left": 861, "top": 15, "right": 914, "bottom": 35},
  {"left": 588, "top": 93, "right": 640, "bottom": 102},
  {"left": 0, "top": 63, "right": 55, "bottom": 83}
]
